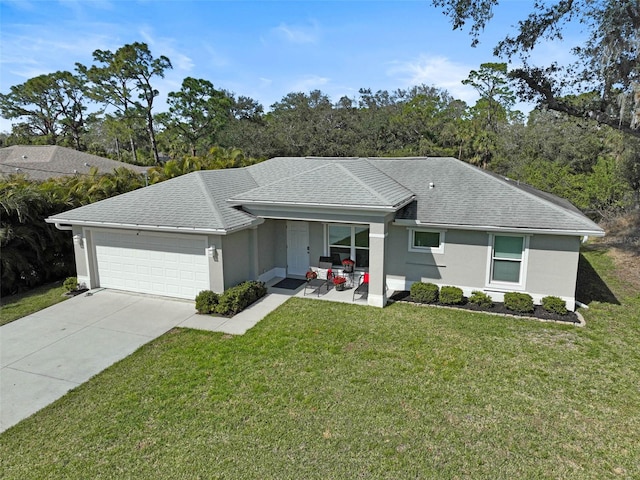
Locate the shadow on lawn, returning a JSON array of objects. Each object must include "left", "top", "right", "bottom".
[{"left": 576, "top": 251, "right": 619, "bottom": 305}]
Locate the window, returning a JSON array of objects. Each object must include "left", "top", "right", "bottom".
[
  {"left": 328, "top": 225, "right": 369, "bottom": 268},
  {"left": 489, "top": 235, "right": 527, "bottom": 285},
  {"left": 408, "top": 228, "right": 445, "bottom": 254}
]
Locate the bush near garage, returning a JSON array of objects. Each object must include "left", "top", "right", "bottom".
[
  {"left": 195, "top": 290, "right": 220, "bottom": 314},
  {"left": 504, "top": 292, "right": 534, "bottom": 313},
  {"left": 410, "top": 282, "right": 439, "bottom": 304},
  {"left": 541, "top": 295, "right": 568, "bottom": 315},
  {"left": 215, "top": 281, "right": 268, "bottom": 316},
  {"left": 439, "top": 286, "right": 464, "bottom": 305}
]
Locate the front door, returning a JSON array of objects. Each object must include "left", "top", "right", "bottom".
[{"left": 286, "top": 221, "right": 309, "bottom": 276}]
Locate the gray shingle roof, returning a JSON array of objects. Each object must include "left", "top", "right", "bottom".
[
  {"left": 0, "top": 145, "right": 149, "bottom": 181},
  {"left": 232, "top": 159, "right": 414, "bottom": 209},
  {"left": 370, "top": 157, "right": 602, "bottom": 233},
  {"left": 47, "top": 156, "right": 604, "bottom": 236},
  {"left": 48, "top": 169, "right": 258, "bottom": 232}
]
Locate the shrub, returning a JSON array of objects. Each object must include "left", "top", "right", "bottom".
[
  {"left": 216, "top": 281, "right": 267, "bottom": 316},
  {"left": 469, "top": 290, "right": 493, "bottom": 308},
  {"left": 195, "top": 290, "right": 219, "bottom": 314},
  {"left": 63, "top": 277, "right": 78, "bottom": 292},
  {"left": 504, "top": 292, "right": 534, "bottom": 313},
  {"left": 439, "top": 286, "right": 464, "bottom": 305},
  {"left": 410, "top": 282, "right": 439, "bottom": 303},
  {"left": 542, "top": 296, "right": 568, "bottom": 315}
]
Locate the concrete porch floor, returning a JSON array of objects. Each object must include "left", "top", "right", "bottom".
[{"left": 266, "top": 276, "right": 371, "bottom": 304}]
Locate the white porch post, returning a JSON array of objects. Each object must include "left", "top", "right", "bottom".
[{"left": 368, "top": 220, "right": 388, "bottom": 307}]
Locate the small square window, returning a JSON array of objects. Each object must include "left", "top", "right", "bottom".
[{"left": 409, "top": 229, "right": 445, "bottom": 253}]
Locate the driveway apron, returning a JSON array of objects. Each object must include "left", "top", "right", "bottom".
[{"left": 0, "top": 289, "right": 199, "bottom": 433}]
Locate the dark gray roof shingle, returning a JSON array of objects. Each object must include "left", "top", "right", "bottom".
[
  {"left": 47, "top": 156, "right": 603, "bottom": 236},
  {"left": 49, "top": 169, "right": 258, "bottom": 232},
  {"left": 0, "top": 145, "right": 149, "bottom": 181}
]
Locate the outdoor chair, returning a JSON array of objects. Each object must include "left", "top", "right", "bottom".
[
  {"left": 352, "top": 272, "right": 369, "bottom": 302},
  {"left": 304, "top": 261, "right": 334, "bottom": 296}
]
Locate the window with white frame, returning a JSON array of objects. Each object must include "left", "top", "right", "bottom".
[
  {"left": 328, "top": 224, "right": 369, "bottom": 268},
  {"left": 408, "top": 228, "right": 445, "bottom": 254},
  {"left": 489, "top": 235, "right": 527, "bottom": 285}
]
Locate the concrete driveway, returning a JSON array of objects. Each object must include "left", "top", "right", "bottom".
[{"left": 0, "top": 289, "right": 200, "bottom": 433}]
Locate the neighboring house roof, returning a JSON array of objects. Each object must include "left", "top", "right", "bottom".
[
  {"left": 0, "top": 145, "right": 149, "bottom": 181},
  {"left": 47, "top": 156, "right": 605, "bottom": 236}
]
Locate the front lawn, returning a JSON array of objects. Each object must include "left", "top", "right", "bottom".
[
  {"left": 1, "top": 248, "right": 638, "bottom": 479},
  {"left": 0, "top": 282, "right": 68, "bottom": 326}
]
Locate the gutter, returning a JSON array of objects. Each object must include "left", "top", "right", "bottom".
[
  {"left": 392, "top": 219, "right": 605, "bottom": 237},
  {"left": 228, "top": 195, "right": 415, "bottom": 213},
  {"left": 46, "top": 217, "right": 264, "bottom": 236}
]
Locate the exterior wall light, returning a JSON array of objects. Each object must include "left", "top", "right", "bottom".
[
  {"left": 206, "top": 246, "right": 216, "bottom": 258},
  {"left": 73, "top": 234, "right": 83, "bottom": 247}
]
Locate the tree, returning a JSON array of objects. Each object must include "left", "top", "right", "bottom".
[
  {"left": 158, "top": 77, "right": 233, "bottom": 156},
  {"left": 0, "top": 71, "right": 87, "bottom": 147},
  {"left": 432, "top": 1, "right": 640, "bottom": 137},
  {"left": 462, "top": 63, "right": 516, "bottom": 132},
  {"left": 79, "top": 42, "right": 172, "bottom": 164}
]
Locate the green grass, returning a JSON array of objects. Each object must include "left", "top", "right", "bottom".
[
  {"left": 1, "top": 248, "right": 639, "bottom": 479},
  {"left": 0, "top": 282, "right": 68, "bottom": 326}
]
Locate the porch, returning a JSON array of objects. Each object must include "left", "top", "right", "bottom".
[{"left": 265, "top": 274, "right": 387, "bottom": 306}]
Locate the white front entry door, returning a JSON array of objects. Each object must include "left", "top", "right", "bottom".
[{"left": 286, "top": 221, "right": 309, "bottom": 276}]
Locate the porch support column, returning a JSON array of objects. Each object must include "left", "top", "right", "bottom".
[
  {"left": 368, "top": 218, "right": 389, "bottom": 308},
  {"left": 248, "top": 226, "right": 259, "bottom": 280}
]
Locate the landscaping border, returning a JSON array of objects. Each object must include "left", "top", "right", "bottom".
[{"left": 388, "top": 292, "right": 585, "bottom": 327}]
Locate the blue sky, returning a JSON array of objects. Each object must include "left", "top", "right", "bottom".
[{"left": 0, "top": 0, "right": 584, "bottom": 132}]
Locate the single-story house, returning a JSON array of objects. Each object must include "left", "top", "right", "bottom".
[
  {"left": 0, "top": 145, "right": 149, "bottom": 181},
  {"left": 46, "top": 156, "right": 604, "bottom": 310}
]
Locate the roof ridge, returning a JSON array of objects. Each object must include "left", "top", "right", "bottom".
[
  {"left": 456, "top": 160, "right": 599, "bottom": 229},
  {"left": 194, "top": 171, "right": 226, "bottom": 228},
  {"left": 338, "top": 160, "right": 408, "bottom": 205}
]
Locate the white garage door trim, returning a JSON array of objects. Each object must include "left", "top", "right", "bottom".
[{"left": 92, "top": 229, "right": 210, "bottom": 300}]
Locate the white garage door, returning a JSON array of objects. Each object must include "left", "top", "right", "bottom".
[{"left": 93, "top": 230, "right": 210, "bottom": 300}]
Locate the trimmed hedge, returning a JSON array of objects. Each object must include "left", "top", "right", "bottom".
[
  {"left": 439, "top": 286, "right": 464, "bottom": 305},
  {"left": 504, "top": 292, "right": 534, "bottom": 313},
  {"left": 410, "top": 282, "right": 439, "bottom": 304},
  {"left": 195, "top": 290, "right": 219, "bottom": 314},
  {"left": 215, "top": 281, "right": 268, "bottom": 316},
  {"left": 195, "top": 281, "right": 268, "bottom": 316},
  {"left": 469, "top": 290, "right": 493, "bottom": 308},
  {"left": 542, "top": 296, "right": 568, "bottom": 315}
]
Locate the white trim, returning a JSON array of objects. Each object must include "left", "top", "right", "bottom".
[
  {"left": 46, "top": 218, "right": 263, "bottom": 235},
  {"left": 485, "top": 233, "right": 530, "bottom": 290},
  {"left": 369, "top": 233, "right": 387, "bottom": 239},
  {"left": 367, "top": 293, "right": 387, "bottom": 308},
  {"left": 407, "top": 228, "right": 446, "bottom": 254},
  {"left": 325, "top": 223, "right": 370, "bottom": 266},
  {"left": 258, "top": 267, "right": 286, "bottom": 283},
  {"left": 392, "top": 219, "right": 604, "bottom": 237}
]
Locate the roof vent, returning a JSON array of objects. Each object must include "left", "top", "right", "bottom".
[
  {"left": 22, "top": 155, "right": 27, "bottom": 159},
  {"left": 84, "top": 162, "right": 90, "bottom": 167},
  {"left": 429, "top": 182, "right": 435, "bottom": 189}
]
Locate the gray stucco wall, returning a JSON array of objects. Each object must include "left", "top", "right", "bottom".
[
  {"left": 525, "top": 234, "right": 580, "bottom": 300},
  {"left": 386, "top": 226, "right": 487, "bottom": 287},
  {"left": 221, "top": 229, "right": 253, "bottom": 289},
  {"left": 308, "top": 222, "right": 325, "bottom": 265},
  {"left": 386, "top": 225, "right": 581, "bottom": 309},
  {"left": 256, "top": 220, "right": 287, "bottom": 276},
  {"left": 72, "top": 226, "right": 88, "bottom": 278}
]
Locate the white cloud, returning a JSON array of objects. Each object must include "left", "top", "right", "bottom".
[
  {"left": 272, "top": 21, "right": 319, "bottom": 44},
  {"left": 289, "top": 74, "right": 330, "bottom": 93},
  {"left": 388, "top": 55, "right": 478, "bottom": 104}
]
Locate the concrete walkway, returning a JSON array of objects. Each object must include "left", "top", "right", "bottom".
[{"left": 0, "top": 287, "right": 291, "bottom": 433}]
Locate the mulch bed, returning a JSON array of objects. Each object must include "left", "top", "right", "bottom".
[{"left": 388, "top": 291, "right": 581, "bottom": 325}]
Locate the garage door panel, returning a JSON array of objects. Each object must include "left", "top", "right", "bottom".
[{"left": 94, "top": 231, "right": 210, "bottom": 300}]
